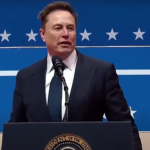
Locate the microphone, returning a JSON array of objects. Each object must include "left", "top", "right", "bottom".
[
  {"left": 52, "top": 56, "right": 70, "bottom": 122},
  {"left": 52, "top": 56, "right": 65, "bottom": 77}
]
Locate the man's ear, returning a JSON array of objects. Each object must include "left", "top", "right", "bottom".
[{"left": 39, "top": 28, "right": 46, "bottom": 42}]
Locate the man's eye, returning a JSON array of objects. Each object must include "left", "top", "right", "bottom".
[
  {"left": 55, "top": 27, "right": 61, "bottom": 30},
  {"left": 68, "top": 27, "right": 73, "bottom": 31}
]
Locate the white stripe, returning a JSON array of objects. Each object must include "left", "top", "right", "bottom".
[
  {"left": 0, "top": 71, "right": 18, "bottom": 76},
  {"left": 0, "top": 70, "right": 150, "bottom": 76},
  {"left": 0, "top": 45, "right": 150, "bottom": 49},
  {"left": 116, "top": 70, "right": 150, "bottom": 75}
]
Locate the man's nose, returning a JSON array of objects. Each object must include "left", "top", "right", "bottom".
[{"left": 62, "top": 28, "right": 69, "bottom": 38}]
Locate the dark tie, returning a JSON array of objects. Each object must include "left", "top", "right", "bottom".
[{"left": 48, "top": 70, "right": 62, "bottom": 121}]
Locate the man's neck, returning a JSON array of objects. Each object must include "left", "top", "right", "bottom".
[{"left": 47, "top": 49, "right": 77, "bottom": 73}]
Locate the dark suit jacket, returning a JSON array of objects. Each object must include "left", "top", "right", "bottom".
[{"left": 9, "top": 50, "right": 142, "bottom": 150}]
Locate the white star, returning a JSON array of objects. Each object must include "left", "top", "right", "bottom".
[
  {"left": 133, "top": 28, "right": 145, "bottom": 40},
  {"left": 79, "top": 29, "right": 92, "bottom": 41},
  {"left": 106, "top": 28, "right": 118, "bottom": 40},
  {"left": 0, "top": 30, "right": 11, "bottom": 42},
  {"left": 103, "top": 114, "right": 106, "bottom": 119},
  {"left": 26, "top": 29, "right": 38, "bottom": 41},
  {"left": 129, "top": 106, "right": 136, "bottom": 119},
  {"left": 103, "top": 106, "right": 136, "bottom": 120}
]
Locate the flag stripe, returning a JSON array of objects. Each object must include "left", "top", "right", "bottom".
[{"left": 0, "top": 70, "right": 150, "bottom": 76}]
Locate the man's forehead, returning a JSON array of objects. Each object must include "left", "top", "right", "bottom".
[{"left": 47, "top": 10, "right": 75, "bottom": 24}]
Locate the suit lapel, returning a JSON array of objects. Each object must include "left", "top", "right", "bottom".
[
  {"left": 68, "top": 50, "right": 96, "bottom": 120},
  {"left": 31, "top": 56, "right": 52, "bottom": 121}
]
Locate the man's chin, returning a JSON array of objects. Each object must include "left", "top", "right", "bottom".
[
  {"left": 56, "top": 49, "right": 74, "bottom": 59},
  {"left": 58, "top": 47, "right": 74, "bottom": 53}
]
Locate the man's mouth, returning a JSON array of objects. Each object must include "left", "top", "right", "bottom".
[{"left": 59, "top": 41, "right": 71, "bottom": 45}]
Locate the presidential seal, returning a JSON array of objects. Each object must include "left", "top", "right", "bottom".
[{"left": 44, "top": 134, "right": 92, "bottom": 150}]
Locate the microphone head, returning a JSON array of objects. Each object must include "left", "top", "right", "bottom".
[{"left": 52, "top": 55, "right": 65, "bottom": 72}]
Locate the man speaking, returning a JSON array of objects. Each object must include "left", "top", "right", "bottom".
[{"left": 9, "top": 1, "right": 142, "bottom": 150}]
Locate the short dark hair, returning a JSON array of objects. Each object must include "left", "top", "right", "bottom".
[{"left": 38, "top": 1, "right": 78, "bottom": 29}]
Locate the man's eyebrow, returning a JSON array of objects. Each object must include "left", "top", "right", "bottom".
[{"left": 53, "top": 23, "right": 75, "bottom": 27}]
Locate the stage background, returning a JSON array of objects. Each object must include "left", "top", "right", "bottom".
[{"left": 0, "top": 0, "right": 150, "bottom": 149}]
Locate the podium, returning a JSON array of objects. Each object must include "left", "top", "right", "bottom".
[{"left": 1, "top": 121, "right": 134, "bottom": 150}]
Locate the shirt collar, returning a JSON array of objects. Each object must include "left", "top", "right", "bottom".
[{"left": 46, "top": 49, "right": 77, "bottom": 73}]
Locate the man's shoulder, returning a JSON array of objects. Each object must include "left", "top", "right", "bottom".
[
  {"left": 82, "top": 54, "right": 117, "bottom": 80},
  {"left": 16, "top": 57, "right": 46, "bottom": 78},
  {"left": 83, "top": 54, "right": 114, "bottom": 69}
]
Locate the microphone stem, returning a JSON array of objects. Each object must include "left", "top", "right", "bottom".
[{"left": 60, "top": 76, "right": 69, "bottom": 122}]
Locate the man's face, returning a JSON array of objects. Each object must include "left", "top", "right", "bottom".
[{"left": 40, "top": 10, "right": 76, "bottom": 59}]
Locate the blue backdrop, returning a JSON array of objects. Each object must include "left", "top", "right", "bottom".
[{"left": 0, "top": 0, "right": 150, "bottom": 132}]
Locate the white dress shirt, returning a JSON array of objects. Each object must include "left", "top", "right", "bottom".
[{"left": 45, "top": 50, "right": 78, "bottom": 120}]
